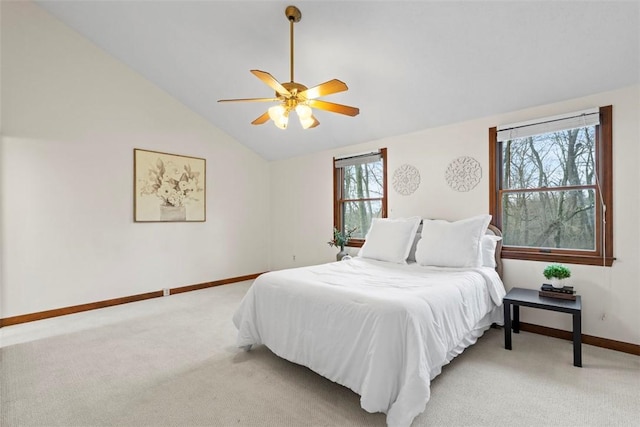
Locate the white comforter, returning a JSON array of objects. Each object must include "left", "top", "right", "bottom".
[{"left": 233, "top": 257, "right": 506, "bottom": 427}]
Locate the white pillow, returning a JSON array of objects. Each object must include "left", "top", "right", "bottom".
[
  {"left": 415, "top": 214, "right": 491, "bottom": 268},
  {"left": 358, "top": 217, "right": 421, "bottom": 264},
  {"left": 481, "top": 235, "right": 502, "bottom": 268}
]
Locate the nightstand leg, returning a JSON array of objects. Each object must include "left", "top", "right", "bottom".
[
  {"left": 573, "top": 312, "right": 582, "bottom": 367},
  {"left": 504, "top": 302, "right": 512, "bottom": 350},
  {"left": 513, "top": 305, "right": 520, "bottom": 333}
]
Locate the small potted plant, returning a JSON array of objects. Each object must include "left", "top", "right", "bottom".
[
  {"left": 328, "top": 226, "right": 356, "bottom": 261},
  {"left": 543, "top": 264, "right": 571, "bottom": 289}
]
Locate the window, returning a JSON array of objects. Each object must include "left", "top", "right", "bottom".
[
  {"left": 333, "top": 148, "right": 387, "bottom": 247},
  {"left": 489, "top": 106, "right": 613, "bottom": 266}
]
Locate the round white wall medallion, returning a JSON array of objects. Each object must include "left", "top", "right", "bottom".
[
  {"left": 392, "top": 164, "right": 421, "bottom": 195},
  {"left": 445, "top": 156, "right": 482, "bottom": 192}
]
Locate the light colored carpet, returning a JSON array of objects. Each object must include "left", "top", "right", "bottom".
[{"left": 1, "top": 282, "right": 638, "bottom": 426}]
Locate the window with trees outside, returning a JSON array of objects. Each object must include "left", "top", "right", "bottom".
[
  {"left": 333, "top": 148, "right": 387, "bottom": 247},
  {"left": 489, "top": 105, "right": 613, "bottom": 266}
]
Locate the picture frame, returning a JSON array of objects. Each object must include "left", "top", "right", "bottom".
[{"left": 134, "top": 149, "right": 206, "bottom": 222}]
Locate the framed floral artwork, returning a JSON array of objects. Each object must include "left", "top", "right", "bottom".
[{"left": 134, "top": 149, "right": 206, "bottom": 222}]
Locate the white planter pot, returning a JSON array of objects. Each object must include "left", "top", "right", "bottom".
[{"left": 550, "top": 278, "right": 565, "bottom": 289}]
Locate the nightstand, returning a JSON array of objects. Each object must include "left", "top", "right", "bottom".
[{"left": 503, "top": 287, "right": 582, "bottom": 367}]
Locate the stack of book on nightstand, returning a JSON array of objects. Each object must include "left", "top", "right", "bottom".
[{"left": 539, "top": 284, "right": 577, "bottom": 301}]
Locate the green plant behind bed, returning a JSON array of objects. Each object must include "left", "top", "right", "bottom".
[
  {"left": 543, "top": 264, "right": 571, "bottom": 280},
  {"left": 328, "top": 226, "right": 356, "bottom": 249}
]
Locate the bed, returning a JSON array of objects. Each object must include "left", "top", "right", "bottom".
[{"left": 233, "top": 215, "right": 505, "bottom": 427}]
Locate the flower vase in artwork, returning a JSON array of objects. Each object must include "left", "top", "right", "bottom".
[{"left": 160, "top": 205, "right": 186, "bottom": 221}]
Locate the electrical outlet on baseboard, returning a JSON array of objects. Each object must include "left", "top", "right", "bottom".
[{"left": 163, "top": 288, "right": 170, "bottom": 297}]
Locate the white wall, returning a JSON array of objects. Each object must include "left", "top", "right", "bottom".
[
  {"left": 2, "top": 1, "right": 638, "bottom": 347},
  {"left": 0, "top": 1, "right": 270, "bottom": 318},
  {"left": 270, "top": 85, "right": 640, "bottom": 346}
]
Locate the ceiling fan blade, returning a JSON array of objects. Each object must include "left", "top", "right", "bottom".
[
  {"left": 308, "top": 99, "right": 360, "bottom": 117},
  {"left": 299, "top": 79, "right": 348, "bottom": 100},
  {"left": 218, "top": 97, "right": 279, "bottom": 103},
  {"left": 251, "top": 111, "right": 271, "bottom": 125},
  {"left": 309, "top": 115, "right": 320, "bottom": 128},
  {"left": 251, "top": 70, "right": 291, "bottom": 96}
]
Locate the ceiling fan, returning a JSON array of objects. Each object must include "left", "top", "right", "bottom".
[{"left": 218, "top": 5, "right": 359, "bottom": 130}]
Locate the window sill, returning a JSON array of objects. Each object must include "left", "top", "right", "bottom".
[
  {"left": 501, "top": 250, "right": 614, "bottom": 267},
  {"left": 346, "top": 239, "right": 364, "bottom": 248}
]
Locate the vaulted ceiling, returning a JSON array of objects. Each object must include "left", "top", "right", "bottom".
[{"left": 36, "top": 1, "right": 639, "bottom": 160}]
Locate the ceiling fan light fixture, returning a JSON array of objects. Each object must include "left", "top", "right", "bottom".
[
  {"left": 269, "top": 105, "right": 289, "bottom": 129},
  {"left": 274, "top": 115, "right": 289, "bottom": 129},
  {"left": 268, "top": 104, "right": 286, "bottom": 121},
  {"left": 299, "top": 115, "right": 315, "bottom": 129},
  {"left": 295, "top": 104, "right": 312, "bottom": 120},
  {"left": 275, "top": 117, "right": 289, "bottom": 129}
]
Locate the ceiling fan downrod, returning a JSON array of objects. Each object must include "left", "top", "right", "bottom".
[{"left": 285, "top": 5, "right": 301, "bottom": 84}]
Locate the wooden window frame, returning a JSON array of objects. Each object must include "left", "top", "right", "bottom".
[
  {"left": 333, "top": 148, "right": 388, "bottom": 248},
  {"left": 489, "top": 105, "right": 613, "bottom": 266}
]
